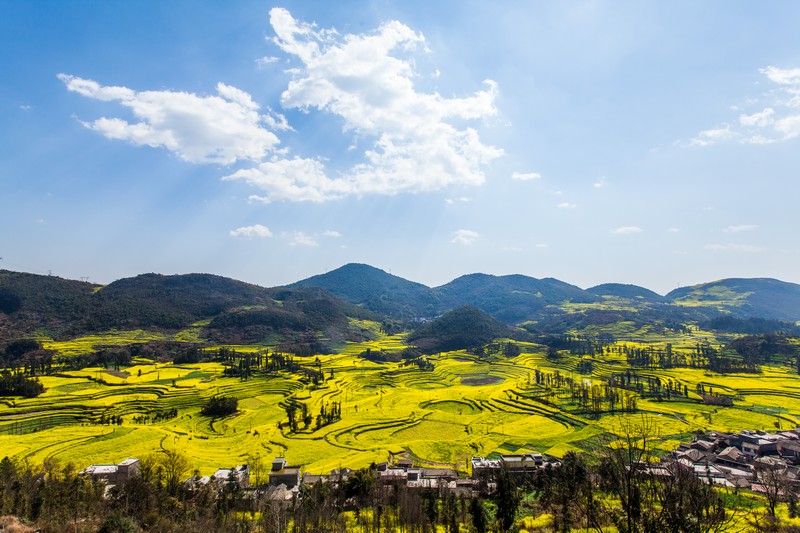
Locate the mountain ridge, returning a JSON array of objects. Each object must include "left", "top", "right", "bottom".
[{"left": 2, "top": 265, "right": 800, "bottom": 343}]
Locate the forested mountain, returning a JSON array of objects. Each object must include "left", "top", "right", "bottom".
[
  {"left": 2, "top": 266, "right": 800, "bottom": 344},
  {"left": 289, "top": 263, "right": 439, "bottom": 319},
  {"left": 433, "top": 273, "right": 599, "bottom": 324},
  {"left": 294, "top": 265, "right": 800, "bottom": 325},
  {"left": 85, "top": 273, "right": 276, "bottom": 331},
  {"left": 0, "top": 270, "right": 373, "bottom": 345}
]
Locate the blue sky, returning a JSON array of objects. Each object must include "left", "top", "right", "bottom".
[{"left": 2, "top": 1, "right": 799, "bottom": 294}]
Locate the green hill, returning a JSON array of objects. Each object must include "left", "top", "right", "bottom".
[
  {"left": 666, "top": 278, "right": 800, "bottom": 321},
  {"left": 586, "top": 283, "right": 666, "bottom": 303},
  {"left": 406, "top": 305, "right": 512, "bottom": 353}
]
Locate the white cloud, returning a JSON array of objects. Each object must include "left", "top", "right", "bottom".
[
  {"left": 229, "top": 224, "right": 272, "bottom": 238},
  {"left": 704, "top": 243, "right": 765, "bottom": 253},
  {"left": 593, "top": 176, "right": 606, "bottom": 188},
  {"left": 59, "top": 74, "right": 280, "bottom": 164},
  {"left": 557, "top": 202, "right": 577, "bottom": 209},
  {"left": 535, "top": 243, "right": 549, "bottom": 249},
  {"left": 288, "top": 231, "right": 318, "bottom": 247},
  {"left": 511, "top": 171, "right": 541, "bottom": 181},
  {"left": 723, "top": 224, "right": 758, "bottom": 233},
  {"left": 739, "top": 108, "right": 774, "bottom": 127},
  {"left": 445, "top": 196, "right": 471, "bottom": 204},
  {"left": 687, "top": 65, "right": 800, "bottom": 146},
  {"left": 256, "top": 56, "right": 280, "bottom": 67},
  {"left": 501, "top": 246, "right": 522, "bottom": 252},
  {"left": 451, "top": 229, "right": 479, "bottom": 245},
  {"left": 59, "top": 9, "right": 504, "bottom": 203},
  {"left": 227, "top": 157, "right": 349, "bottom": 203},
  {"left": 760, "top": 66, "right": 800, "bottom": 90},
  {"left": 775, "top": 114, "right": 800, "bottom": 139},
  {"left": 322, "top": 230, "right": 342, "bottom": 238},
  {"left": 668, "top": 227, "right": 680, "bottom": 233},
  {"left": 262, "top": 107, "right": 293, "bottom": 132},
  {"left": 688, "top": 124, "right": 735, "bottom": 147},
  {"left": 19, "top": 104, "right": 32, "bottom": 111},
  {"left": 260, "top": 7, "right": 503, "bottom": 202},
  {"left": 612, "top": 226, "right": 642, "bottom": 234}
]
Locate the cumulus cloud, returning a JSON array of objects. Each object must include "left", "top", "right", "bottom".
[
  {"left": 59, "top": 9, "right": 503, "bottom": 203},
  {"left": 723, "top": 224, "right": 758, "bottom": 233},
  {"left": 687, "top": 65, "right": 800, "bottom": 146},
  {"left": 704, "top": 243, "right": 764, "bottom": 253},
  {"left": 322, "top": 230, "right": 342, "bottom": 238},
  {"left": 58, "top": 74, "right": 280, "bottom": 164},
  {"left": 258, "top": 7, "right": 502, "bottom": 202},
  {"left": 288, "top": 231, "right": 318, "bottom": 247},
  {"left": 229, "top": 224, "right": 272, "bottom": 238},
  {"left": 593, "top": 176, "right": 606, "bottom": 188},
  {"left": 612, "top": 226, "right": 642, "bottom": 234},
  {"left": 226, "top": 157, "right": 347, "bottom": 203},
  {"left": 512, "top": 171, "right": 541, "bottom": 181},
  {"left": 452, "top": 229, "right": 479, "bottom": 245}
]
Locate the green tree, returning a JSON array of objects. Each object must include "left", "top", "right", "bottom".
[{"left": 493, "top": 467, "right": 521, "bottom": 531}]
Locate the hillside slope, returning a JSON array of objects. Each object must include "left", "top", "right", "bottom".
[
  {"left": 666, "top": 278, "right": 800, "bottom": 321},
  {"left": 0, "top": 270, "right": 97, "bottom": 339}
]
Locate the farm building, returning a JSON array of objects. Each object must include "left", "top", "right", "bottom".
[
  {"left": 269, "top": 457, "right": 301, "bottom": 488},
  {"left": 79, "top": 457, "right": 140, "bottom": 485}
]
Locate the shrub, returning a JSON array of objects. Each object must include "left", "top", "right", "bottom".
[{"left": 200, "top": 395, "right": 238, "bottom": 417}]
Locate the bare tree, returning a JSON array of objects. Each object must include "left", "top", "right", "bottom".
[
  {"left": 754, "top": 457, "right": 795, "bottom": 519},
  {"left": 595, "top": 415, "right": 661, "bottom": 533},
  {"left": 159, "top": 449, "right": 190, "bottom": 496}
]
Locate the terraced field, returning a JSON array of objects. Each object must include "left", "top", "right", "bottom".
[{"left": 2, "top": 334, "right": 800, "bottom": 476}]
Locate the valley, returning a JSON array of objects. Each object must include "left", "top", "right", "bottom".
[{"left": 3, "top": 328, "right": 799, "bottom": 476}]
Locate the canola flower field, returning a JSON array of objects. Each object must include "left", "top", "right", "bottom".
[{"left": 2, "top": 330, "right": 800, "bottom": 476}]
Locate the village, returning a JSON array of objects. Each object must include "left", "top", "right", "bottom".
[{"left": 78, "top": 427, "right": 800, "bottom": 510}]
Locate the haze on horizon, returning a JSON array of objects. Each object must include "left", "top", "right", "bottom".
[{"left": 2, "top": 0, "right": 799, "bottom": 295}]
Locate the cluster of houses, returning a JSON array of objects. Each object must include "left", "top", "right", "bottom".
[
  {"left": 79, "top": 451, "right": 559, "bottom": 502},
  {"left": 79, "top": 427, "right": 800, "bottom": 504},
  {"left": 658, "top": 428, "right": 800, "bottom": 492}
]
